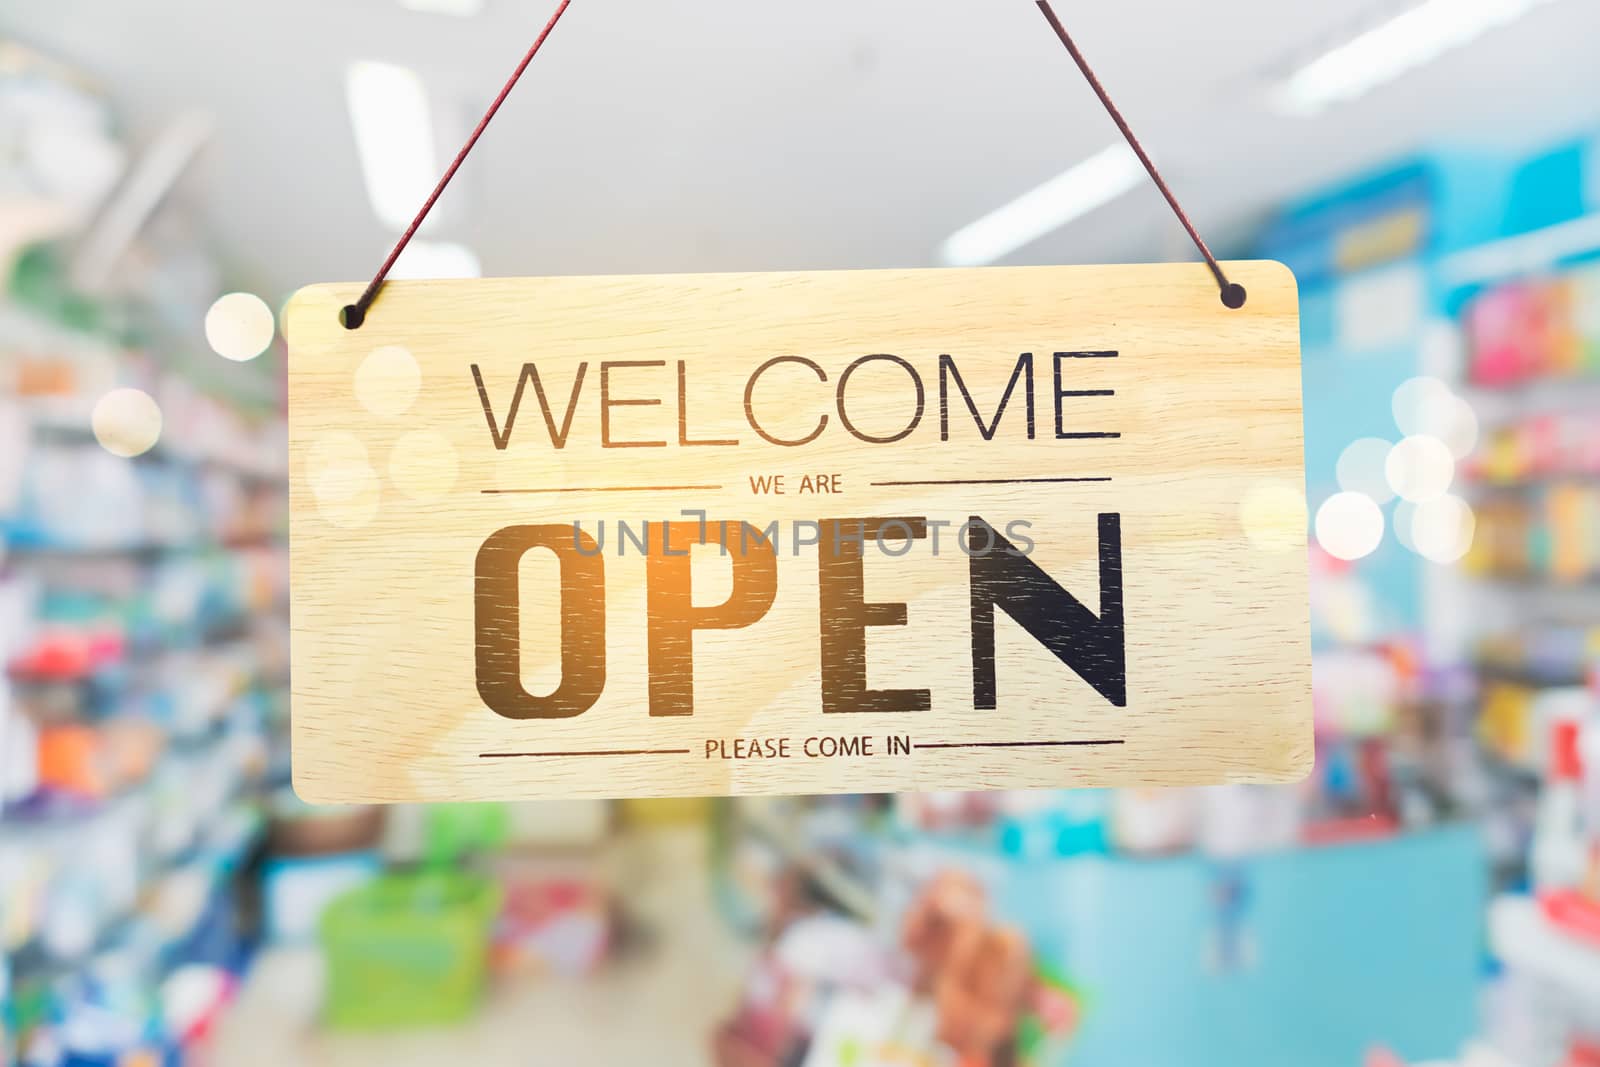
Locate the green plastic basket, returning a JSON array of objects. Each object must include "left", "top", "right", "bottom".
[{"left": 320, "top": 869, "right": 502, "bottom": 1029}]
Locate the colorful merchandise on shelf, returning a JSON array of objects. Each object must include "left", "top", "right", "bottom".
[
  {"left": 1478, "top": 626, "right": 1600, "bottom": 691},
  {"left": 490, "top": 854, "right": 612, "bottom": 979},
  {"left": 1465, "top": 265, "right": 1600, "bottom": 387},
  {"left": 717, "top": 866, "right": 1083, "bottom": 1067},
  {"left": 1487, "top": 651, "right": 1600, "bottom": 1062},
  {"left": 1314, "top": 643, "right": 1420, "bottom": 739},
  {"left": 1467, "top": 481, "right": 1600, "bottom": 583},
  {"left": 0, "top": 46, "right": 287, "bottom": 1066},
  {"left": 1467, "top": 411, "right": 1600, "bottom": 486}
]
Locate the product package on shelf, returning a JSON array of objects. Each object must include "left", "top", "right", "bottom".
[
  {"left": 1460, "top": 263, "right": 1600, "bottom": 588},
  {"left": 1464, "top": 264, "right": 1600, "bottom": 388},
  {"left": 1477, "top": 579, "right": 1600, "bottom": 1066}
]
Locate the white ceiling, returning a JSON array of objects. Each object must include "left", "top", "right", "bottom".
[{"left": 8, "top": 0, "right": 1600, "bottom": 303}]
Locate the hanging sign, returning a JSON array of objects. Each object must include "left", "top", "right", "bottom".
[{"left": 285, "top": 260, "right": 1310, "bottom": 803}]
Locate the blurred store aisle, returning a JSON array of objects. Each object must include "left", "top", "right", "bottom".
[
  {"left": 212, "top": 826, "right": 751, "bottom": 1067},
  {"left": 13, "top": 4, "right": 1600, "bottom": 1066}
]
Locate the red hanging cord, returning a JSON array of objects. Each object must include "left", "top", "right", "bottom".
[
  {"left": 341, "top": 0, "right": 574, "bottom": 328},
  {"left": 342, "top": 0, "right": 1242, "bottom": 328},
  {"left": 1033, "top": 1, "right": 1243, "bottom": 308}
]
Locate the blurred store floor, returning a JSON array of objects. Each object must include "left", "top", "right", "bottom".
[{"left": 211, "top": 827, "right": 751, "bottom": 1067}]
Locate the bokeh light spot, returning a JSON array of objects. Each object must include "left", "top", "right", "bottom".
[
  {"left": 91, "top": 388, "right": 162, "bottom": 457},
  {"left": 1239, "top": 482, "right": 1306, "bottom": 554},
  {"left": 205, "top": 292, "right": 276, "bottom": 362},
  {"left": 1336, "top": 438, "right": 1395, "bottom": 504},
  {"left": 355, "top": 345, "right": 421, "bottom": 417},
  {"left": 1393, "top": 500, "right": 1419, "bottom": 554},
  {"left": 1434, "top": 393, "right": 1480, "bottom": 460},
  {"left": 315, "top": 470, "right": 381, "bottom": 529},
  {"left": 1385, "top": 435, "right": 1455, "bottom": 502},
  {"left": 305, "top": 432, "right": 372, "bottom": 502},
  {"left": 1392, "top": 375, "right": 1479, "bottom": 459},
  {"left": 1315, "top": 491, "right": 1384, "bottom": 561},
  {"left": 1391, "top": 377, "right": 1453, "bottom": 436},
  {"left": 1412, "top": 494, "right": 1475, "bottom": 564}
]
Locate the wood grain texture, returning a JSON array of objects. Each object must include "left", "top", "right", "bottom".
[{"left": 285, "top": 261, "right": 1310, "bottom": 803}]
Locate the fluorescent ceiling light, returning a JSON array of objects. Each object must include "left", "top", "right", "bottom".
[
  {"left": 1275, "top": 0, "right": 1558, "bottom": 116},
  {"left": 938, "top": 144, "right": 1141, "bottom": 267},
  {"left": 389, "top": 239, "right": 482, "bottom": 280},
  {"left": 398, "top": 0, "right": 485, "bottom": 14},
  {"left": 346, "top": 61, "right": 439, "bottom": 232}
]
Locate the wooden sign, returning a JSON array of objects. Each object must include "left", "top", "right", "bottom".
[{"left": 285, "top": 261, "right": 1310, "bottom": 803}]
